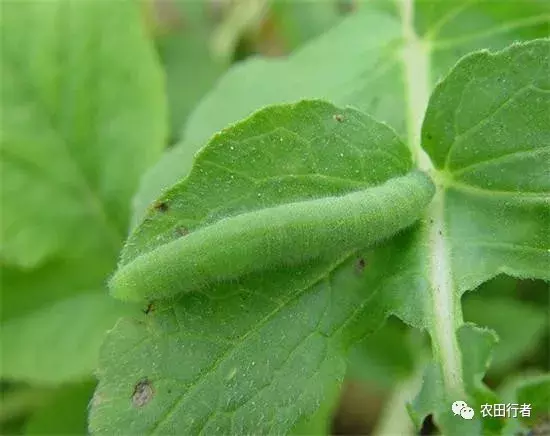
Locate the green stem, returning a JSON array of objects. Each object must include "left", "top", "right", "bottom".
[
  {"left": 372, "top": 363, "right": 426, "bottom": 436},
  {"left": 400, "top": 0, "right": 465, "bottom": 396}
]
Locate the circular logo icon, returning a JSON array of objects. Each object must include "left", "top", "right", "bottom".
[
  {"left": 460, "top": 406, "right": 475, "bottom": 420},
  {"left": 451, "top": 401, "right": 475, "bottom": 420},
  {"left": 451, "top": 400, "right": 468, "bottom": 416}
]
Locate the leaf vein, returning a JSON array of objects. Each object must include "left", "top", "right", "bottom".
[
  {"left": 149, "top": 253, "right": 354, "bottom": 434},
  {"left": 446, "top": 84, "right": 536, "bottom": 169},
  {"left": 452, "top": 145, "right": 550, "bottom": 177}
]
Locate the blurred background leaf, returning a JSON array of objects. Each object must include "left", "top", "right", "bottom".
[
  {"left": 1, "top": 0, "right": 164, "bottom": 384},
  {"left": 1, "top": 0, "right": 165, "bottom": 432},
  {"left": 23, "top": 381, "right": 96, "bottom": 435},
  {"left": 147, "top": 0, "right": 228, "bottom": 143}
]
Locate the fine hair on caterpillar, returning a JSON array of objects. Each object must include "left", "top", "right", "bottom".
[{"left": 110, "top": 171, "right": 435, "bottom": 302}]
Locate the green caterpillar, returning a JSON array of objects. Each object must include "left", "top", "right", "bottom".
[{"left": 110, "top": 171, "right": 434, "bottom": 302}]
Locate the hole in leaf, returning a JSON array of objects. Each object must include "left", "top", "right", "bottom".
[{"left": 333, "top": 114, "right": 345, "bottom": 122}]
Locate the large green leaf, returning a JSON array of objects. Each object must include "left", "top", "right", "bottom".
[
  {"left": 0, "top": 0, "right": 166, "bottom": 267},
  {"left": 422, "top": 42, "right": 549, "bottom": 284},
  {"left": 404, "top": 39, "right": 549, "bottom": 435},
  {"left": 0, "top": 0, "right": 166, "bottom": 383},
  {"left": 131, "top": 0, "right": 549, "bottom": 224},
  {"left": 89, "top": 100, "right": 434, "bottom": 434}
]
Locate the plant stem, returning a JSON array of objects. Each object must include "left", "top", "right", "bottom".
[
  {"left": 424, "top": 183, "right": 465, "bottom": 397},
  {"left": 400, "top": 0, "right": 465, "bottom": 397},
  {"left": 372, "top": 363, "right": 426, "bottom": 436}
]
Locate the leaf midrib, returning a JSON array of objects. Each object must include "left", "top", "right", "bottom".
[
  {"left": 446, "top": 178, "right": 550, "bottom": 200},
  {"left": 401, "top": 0, "right": 465, "bottom": 396},
  {"left": 148, "top": 252, "right": 354, "bottom": 435}
]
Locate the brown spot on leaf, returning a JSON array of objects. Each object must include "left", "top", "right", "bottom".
[
  {"left": 175, "top": 226, "right": 189, "bottom": 237},
  {"left": 143, "top": 302, "right": 155, "bottom": 315},
  {"left": 355, "top": 258, "right": 366, "bottom": 274},
  {"left": 132, "top": 378, "right": 154, "bottom": 407},
  {"left": 333, "top": 114, "right": 345, "bottom": 122},
  {"left": 154, "top": 201, "right": 169, "bottom": 212}
]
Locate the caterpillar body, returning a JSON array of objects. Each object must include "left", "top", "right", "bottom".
[{"left": 110, "top": 170, "right": 434, "bottom": 302}]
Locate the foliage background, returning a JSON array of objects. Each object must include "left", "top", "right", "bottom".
[{"left": 1, "top": 0, "right": 548, "bottom": 435}]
